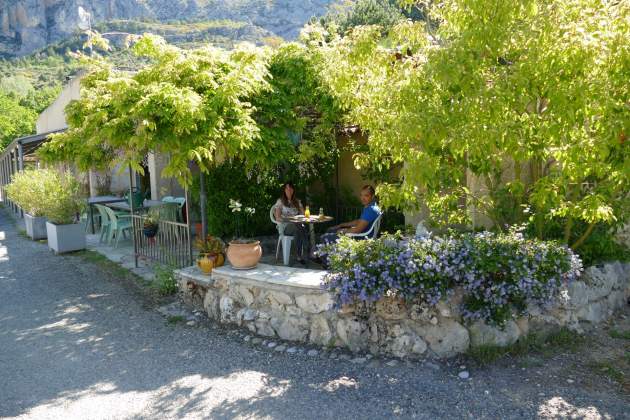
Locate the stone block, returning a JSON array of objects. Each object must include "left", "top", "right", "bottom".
[
  {"left": 607, "top": 290, "right": 626, "bottom": 310},
  {"left": 219, "top": 296, "right": 237, "bottom": 323},
  {"left": 261, "top": 290, "right": 293, "bottom": 309},
  {"left": 412, "top": 319, "right": 469, "bottom": 358},
  {"left": 336, "top": 317, "right": 369, "bottom": 352},
  {"left": 515, "top": 317, "right": 529, "bottom": 336},
  {"left": 275, "top": 316, "right": 309, "bottom": 342},
  {"left": 229, "top": 285, "right": 255, "bottom": 306},
  {"left": 469, "top": 320, "right": 521, "bottom": 348},
  {"left": 310, "top": 315, "right": 333, "bottom": 346},
  {"left": 575, "top": 300, "right": 609, "bottom": 323},
  {"left": 236, "top": 308, "right": 258, "bottom": 326},
  {"left": 375, "top": 296, "right": 407, "bottom": 320},
  {"left": 296, "top": 293, "right": 333, "bottom": 314},
  {"left": 203, "top": 290, "right": 220, "bottom": 320},
  {"left": 566, "top": 281, "right": 589, "bottom": 307},
  {"left": 255, "top": 312, "right": 275, "bottom": 337}
]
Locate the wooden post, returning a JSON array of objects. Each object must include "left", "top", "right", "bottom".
[{"left": 199, "top": 169, "right": 208, "bottom": 238}]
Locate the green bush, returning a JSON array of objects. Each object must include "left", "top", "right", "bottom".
[
  {"left": 192, "top": 161, "right": 281, "bottom": 239},
  {"left": 5, "top": 169, "right": 53, "bottom": 216}
]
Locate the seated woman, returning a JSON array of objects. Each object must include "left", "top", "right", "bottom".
[{"left": 274, "top": 182, "right": 309, "bottom": 264}]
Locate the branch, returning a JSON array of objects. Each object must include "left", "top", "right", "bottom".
[{"left": 570, "top": 223, "right": 595, "bottom": 250}]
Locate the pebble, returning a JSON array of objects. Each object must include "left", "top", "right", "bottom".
[
  {"left": 267, "top": 342, "right": 277, "bottom": 348},
  {"left": 329, "top": 352, "right": 338, "bottom": 360},
  {"left": 338, "top": 354, "right": 352, "bottom": 361},
  {"left": 286, "top": 347, "right": 298, "bottom": 354},
  {"left": 425, "top": 362, "right": 440, "bottom": 370},
  {"left": 186, "top": 321, "right": 196, "bottom": 326},
  {"left": 367, "top": 360, "right": 381, "bottom": 368},
  {"left": 385, "top": 360, "right": 399, "bottom": 367},
  {"left": 458, "top": 371, "right": 470, "bottom": 380},
  {"left": 351, "top": 357, "right": 367, "bottom": 364},
  {"left": 243, "top": 335, "right": 251, "bottom": 342},
  {"left": 274, "top": 345, "right": 286, "bottom": 352},
  {"left": 567, "top": 379, "right": 574, "bottom": 384},
  {"left": 251, "top": 338, "right": 262, "bottom": 345},
  {"left": 307, "top": 349, "right": 318, "bottom": 357},
  {"left": 366, "top": 354, "right": 373, "bottom": 360}
]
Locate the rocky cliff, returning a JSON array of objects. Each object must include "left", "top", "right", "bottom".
[{"left": 0, "top": 0, "right": 337, "bottom": 56}]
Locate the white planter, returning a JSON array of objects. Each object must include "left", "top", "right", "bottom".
[
  {"left": 24, "top": 213, "right": 47, "bottom": 240},
  {"left": 46, "top": 222, "right": 86, "bottom": 254}
]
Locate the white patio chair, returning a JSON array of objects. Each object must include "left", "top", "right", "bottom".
[
  {"left": 346, "top": 212, "right": 383, "bottom": 239},
  {"left": 270, "top": 205, "right": 294, "bottom": 266}
]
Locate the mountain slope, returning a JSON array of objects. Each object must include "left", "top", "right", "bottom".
[{"left": 0, "top": 0, "right": 338, "bottom": 57}]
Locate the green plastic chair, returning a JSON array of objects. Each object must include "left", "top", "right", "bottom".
[
  {"left": 156, "top": 202, "right": 179, "bottom": 223},
  {"left": 103, "top": 205, "right": 132, "bottom": 247},
  {"left": 172, "top": 197, "right": 186, "bottom": 222},
  {"left": 94, "top": 204, "right": 112, "bottom": 243}
]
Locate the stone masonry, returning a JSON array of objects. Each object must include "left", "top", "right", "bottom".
[{"left": 176, "top": 261, "right": 630, "bottom": 359}]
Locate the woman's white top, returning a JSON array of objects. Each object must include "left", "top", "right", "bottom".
[{"left": 275, "top": 198, "right": 301, "bottom": 219}]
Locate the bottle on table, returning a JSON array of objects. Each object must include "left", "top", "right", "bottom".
[
  {"left": 319, "top": 207, "right": 324, "bottom": 219},
  {"left": 304, "top": 205, "right": 310, "bottom": 219}
]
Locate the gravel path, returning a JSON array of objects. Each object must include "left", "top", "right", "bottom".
[{"left": 0, "top": 210, "right": 628, "bottom": 419}]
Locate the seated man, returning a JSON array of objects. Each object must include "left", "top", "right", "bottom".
[{"left": 320, "top": 185, "right": 382, "bottom": 246}]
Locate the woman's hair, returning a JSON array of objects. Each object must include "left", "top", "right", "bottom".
[{"left": 280, "top": 182, "right": 300, "bottom": 209}]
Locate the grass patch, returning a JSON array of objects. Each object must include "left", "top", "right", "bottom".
[
  {"left": 74, "top": 250, "right": 153, "bottom": 289},
  {"left": 151, "top": 265, "right": 178, "bottom": 296},
  {"left": 609, "top": 329, "right": 630, "bottom": 340},
  {"left": 468, "top": 327, "right": 585, "bottom": 365},
  {"left": 589, "top": 361, "right": 626, "bottom": 384},
  {"left": 17, "top": 229, "right": 27, "bottom": 238},
  {"left": 167, "top": 315, "right": 185, "bottom": 325}
]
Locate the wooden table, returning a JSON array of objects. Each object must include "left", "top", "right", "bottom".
[
  {"left": 87, "top": 195, "right": 126, "bottom": 234},
  {"left": 283, "top": 215, "right": 334, "bottom": 249}
]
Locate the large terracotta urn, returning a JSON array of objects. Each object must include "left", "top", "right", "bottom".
[{"left": 226, "top": 240, "right": 262, "bottom": 269}]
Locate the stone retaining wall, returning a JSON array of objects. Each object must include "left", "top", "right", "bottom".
[{"left": 176, "top": 261, "right": 630, "bottom": 359}]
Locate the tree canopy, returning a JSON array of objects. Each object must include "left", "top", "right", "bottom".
[{"left": 307, "top": 0, "right": 630, "bottom": 249}]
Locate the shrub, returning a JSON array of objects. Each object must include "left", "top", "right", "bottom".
[
  {"left": 42, "top": 172, "right": 85, "bottom": 225},
  {"left": 5, "top": 169, "right": 54, "bottom": 216},
  {"left": 319, "top": 231, "right": 582, "bottom": 326}
]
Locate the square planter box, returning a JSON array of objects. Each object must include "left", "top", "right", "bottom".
[
  {"left": 46, "top": 222, "right": 86, "bottom": 254},
  {"left": 24, "top": 213, "right": 47, "bottom": 240}
]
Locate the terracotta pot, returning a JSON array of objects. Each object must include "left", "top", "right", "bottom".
[
  {"left": 197, "top": 254, "right": 216, "bottom": 274},
  {"left": 226, "top": 240, "right": 262, "bottom": 269}
]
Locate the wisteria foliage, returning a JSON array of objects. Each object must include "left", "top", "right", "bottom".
[{"left": 319, "top": 232, "right": 583, "bottom": 326}]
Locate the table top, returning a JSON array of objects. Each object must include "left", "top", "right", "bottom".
[
  {"left": 106, "top": 199, "right": 164, "bottom": 212},
  {"left": 88, "top": 195, "right": 126, "bottom": 205},
  {"left": 283, "top": 215, "right": 334, "bottom": 224}
]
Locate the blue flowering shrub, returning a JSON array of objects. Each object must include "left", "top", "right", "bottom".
[{"left": 319, "top": 231, "right": 583, "bottom": 326}]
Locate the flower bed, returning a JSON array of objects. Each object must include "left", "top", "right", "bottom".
[
  {"left": 319, "top": 232, "right": 583, "bottom": 326},
  {"left": 175, "top": 233, "right": 628, "bottom": 359}
]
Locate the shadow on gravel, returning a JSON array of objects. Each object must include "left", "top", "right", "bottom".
[{"left": 0, "top": 209, "right": 627, "bottom": 419}]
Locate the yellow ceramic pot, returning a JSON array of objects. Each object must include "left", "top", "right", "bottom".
[
  {"left": 214, "top": 253, "right": 225, "bottom": 267},
  {"left": 226, "top": 240, "right": 262, "bottom": 269},
  {"left": 197, "top": 254, "right": 215, "bottom": 274}
]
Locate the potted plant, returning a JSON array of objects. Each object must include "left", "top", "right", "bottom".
[
  {"left": 142, "top": 209, "right": 160, "bottom": 238},
  {"left": 195, "top": 234, "right": 225, "bottom": 274},
  {"left": 41, "top": 172, "right": 87, "bottom": 254},
  {"left": 225, "top": 199, "right": 262, "bottom": 269},
  {"left": 5, "top": 169, "right": 53, "bottom": 240}
]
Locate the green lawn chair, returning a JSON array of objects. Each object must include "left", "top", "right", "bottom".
[
  {"left": 102, "top": 205, "right": 132, "bottom": 247},
  {"left": 172, "top": 197, "right": 186, "bottom": 222},
  {"left": 94, "top": 204, "right": 112, "bottom": 243},
  {"left": 155, "top": 202, "right": 179, "bottom": 223}
]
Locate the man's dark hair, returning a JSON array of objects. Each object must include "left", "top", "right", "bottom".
[{"left": 362, "top": 185, "right": 376, "bottom": 197}]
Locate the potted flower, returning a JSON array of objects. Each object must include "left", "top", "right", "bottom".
[
  {"left": 5, "top": 169, "right": 53, "bottom": 240},
  {"left": 41, "top": 171, "right": 87, "bottom": 253},
  {"left": 142, "top": 210, "right": 159, "bottom": 238},
  {"left": 225, "top": 199, "right": 262, "bottom": 269},
  {"left": 195, "top": 234, "right": 225, "bottom": 274}
]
